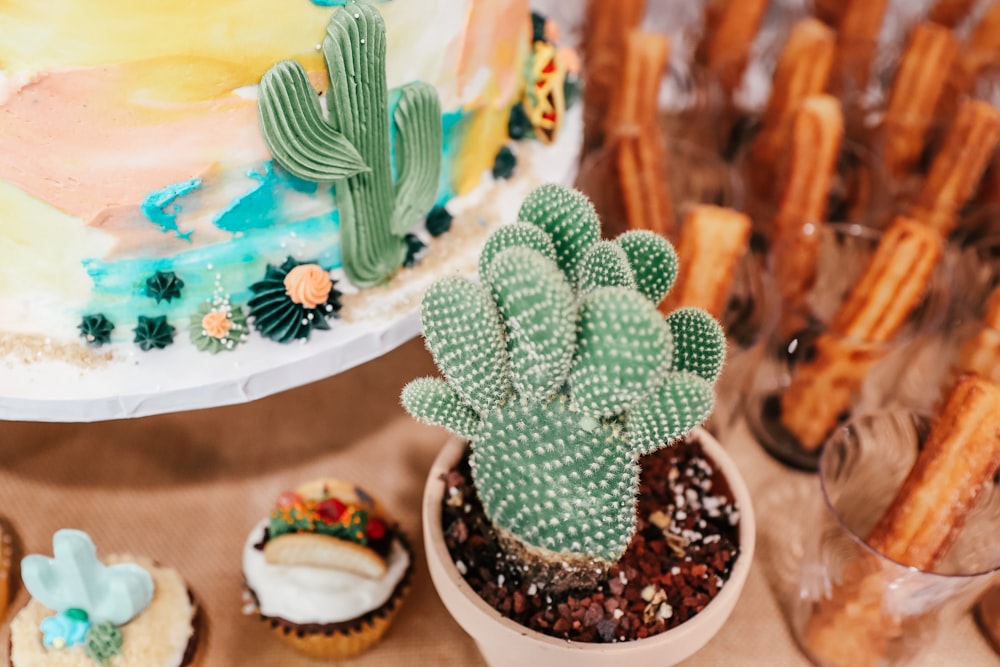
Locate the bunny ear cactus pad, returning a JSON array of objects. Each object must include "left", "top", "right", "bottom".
[
  {"left": 420, "top": 276, "right": 511, "bottom": 415},
  {"left": 401, "top": 378, "right": 481, "bottom": 440},
  {"left": 666, "top": 307, "right": 726, "bottom": 383},
  {"left": 577, "top": 241, "right": 636, "bottom": 294},
  {"left": 478, "top": 222, "right": 558, "bottom": 278},
  {"left": 474, "top": 395, "right": 639, "bottom": 561},
  {"left": 259, "top": 0, "right": 442, "bottom": 286},
  {"left": 628, "top": 371, "right": 716, "bottom": 456},
  {"left": 616, "top": 230, "right": 678, "bottom": 305},
  {"left": 485, "top": 248, "right": 576, "bottom": 402},
  {"left": 518, "top": 184, "right": 600, "bottom": 286},
  {"left": 569, "top": 287, "right": 672, "bottom": 418},
  {"left": 404, "top": 185, "right": 724, "bottom": 567}
]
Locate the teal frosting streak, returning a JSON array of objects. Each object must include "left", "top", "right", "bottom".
[
  {"left": 213, "top": 162, "right": 322, "bottom": 233},
  {"left": 437, "top": 110, "right": 466, "bottom": 206},
  {"left": 141, "top": 178, "right": 200, "bottom": 241},
  {"left": 390, "top": 81, "right": 442, "bottom": 235},
  {"left": 82, "top": 211, "right": 341, "bottom": 340}
]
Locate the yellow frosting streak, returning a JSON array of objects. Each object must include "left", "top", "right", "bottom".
[
  {"left": 0, "top": 0, "right": 328, "bottom": 89},
  {"left": 454, "top": 106, "right": 511, "bottom": 195},
  {"left": 0, "top": 182, "right": 114, "bottom": 307}
]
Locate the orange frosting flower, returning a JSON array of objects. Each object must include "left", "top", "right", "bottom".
[
  {"left": 201, "top": 311, "right": 232, "bottom": 339},
  {"left": 283, "top": 264, "right": 332, "bottom": 309}
]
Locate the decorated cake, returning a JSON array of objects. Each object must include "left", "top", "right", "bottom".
[
  {"left": 9, "top": 530, "right": 201, "bottom": 667},
  {"left": 0, "top": 0, "right": 580, "bottom": 418},
  {"left": 242, "top": 478, "right": 412, "bottom": 659}
]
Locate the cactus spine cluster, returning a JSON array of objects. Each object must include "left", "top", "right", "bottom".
[
  {"left": 258, "top": 0, "right": 442, "bottom": 287},
  {"left": 403, "top": 184, "right": 725, "bottom": 563}
]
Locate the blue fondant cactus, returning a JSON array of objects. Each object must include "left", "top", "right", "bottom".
[
  {"left": 22, "top": 530, "right": 154, "bottom": 627},
  {"left": 258, "top": 0, "right": 442, "bottom": 287},
  {"left": 403, "top": 185, "right": 725, "bottom": 566},
  {"left": 40, "top": 608, "right": 91, "bottom": 649}
]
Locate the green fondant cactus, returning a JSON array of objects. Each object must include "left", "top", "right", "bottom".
[
  {"left": 258, "top": 0, "right": 442, "bottom": 287},
  {"left": 403, "top": 185, "right": 726, "bottom": 565},
  {"left": 84, "top": 622, "right": 123, "bottom": 667}
]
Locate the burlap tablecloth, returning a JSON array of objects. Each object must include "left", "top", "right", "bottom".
[{"left": 1, "top": 339, "right": 995, "bottom": 665}]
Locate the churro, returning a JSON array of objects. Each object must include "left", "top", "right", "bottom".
[
  {"left": 583, "top": 0, "right": 647, "bottom": 155},
  {"left": 963, "top": 1, "right": 1000, "bottom": 79},
  {"left": 956, "top": 286, "right": 1000, "bottom": 382},
  {"left": 703, "top": 0, "right": 770, "bottom": 92},
  {"left": 804, "top": 376, "right": 1000, "bottom": 667},
  {"left": 746, "top": 19, "right": 836, "bottom": 203},
  {"left": 829, "top": 0, "right": 889, "bottom": 98},
  {"left": 929, "top": 0, "right": 977, "bottom": 27},
  {"left": 869, "top": 374, "right": 1000, "bottom": 567},
  {"left": 780, "top": 218, "right": 942, "bottom": 450},
  {"left": 813, "top": 0, "right": 846, "bottom": 27},
  {"left": 772, "top": 95, "right": 844, "bottom": 240},
  {"left": 770, "top": 96, "right": 843, "bottom": 334},
  {"left": 605, "top": 31, "right": 674, "bottom": 237},
  {"left": 881, "top": 23, "right": 958, "bottom": 180},
  {"left": 914, "top": 99, "right": 1000, "bottom": 236},
  {"left": 659, "top": 205, "right": 751, "bottom": 318}
]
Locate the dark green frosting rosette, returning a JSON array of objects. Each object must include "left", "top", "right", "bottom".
[
  {"left": 78, "top": 314, "right": 115, "bottom": 347},
  {"left": 144, "top": 270, "right": 185, "bottom": 303},
  {"left": 248, "top": 257, "right": 342, "bottom": 343},
  {"left": 133, "top": 315, "right": 176, "bottom": 351},
  {"left": 189, "top": 299, "right": 249, "bottom": 354}
]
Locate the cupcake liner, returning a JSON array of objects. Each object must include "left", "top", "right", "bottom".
[
  {"left": 180, "top": 590, "right": 207, "bottom": 667},
  {"left": 250, "top": 532, "right": 414, "bottom": 660},
  {"left": 268, "top": 586, "right": 409, "bottom": 660}
]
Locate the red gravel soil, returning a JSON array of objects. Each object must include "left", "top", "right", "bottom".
[{"left": 439, "top": 433, "right": 741, "bottom": 643}]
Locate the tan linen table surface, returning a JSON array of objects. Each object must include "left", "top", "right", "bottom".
[{"left": 0, "top": 339, "right": 995, "bottom": 666}]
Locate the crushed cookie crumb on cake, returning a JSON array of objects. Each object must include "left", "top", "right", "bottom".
[{"left": 0, "top": 333, "right": 114, "bottom": 369}]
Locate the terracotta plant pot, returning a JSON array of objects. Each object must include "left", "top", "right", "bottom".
[{"left": 422, "top": 427, "right": 756, "bottom": 667}]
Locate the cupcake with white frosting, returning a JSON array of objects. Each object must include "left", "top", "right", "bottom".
[
  {"left": 9, "top": 530, "right": 202, "bottom": 667},
  {"left": 242, "top": 479, "right": 413, "bottom": 659}
]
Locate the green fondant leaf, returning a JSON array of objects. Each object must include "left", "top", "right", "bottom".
[
  {"left": 391, "top": 82, "right": 443, "bottom": 235},
  {"left": 258, "top": 60, "right": 370, "bottom": 181}
]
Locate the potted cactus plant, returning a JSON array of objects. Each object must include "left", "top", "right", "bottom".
[{"left": 403, "top": 184, "right": 755, "bottom": 666}]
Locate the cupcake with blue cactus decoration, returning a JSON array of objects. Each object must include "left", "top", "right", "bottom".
[{"left": 9, "top": 530, "right": 203, "bottom": 667}]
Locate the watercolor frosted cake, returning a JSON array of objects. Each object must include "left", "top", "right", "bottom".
[{"left": 0, "top": 0, "right": 575, "bottom": 370}]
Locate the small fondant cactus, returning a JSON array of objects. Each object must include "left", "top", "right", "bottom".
[
  {"left": 403, "top": 184, "right": 725, "bottom": 566},
  {"left": 258, "top": 0, "right": 442, "bottom": 287},
  {"left": 84, "top": 622, "right": 123, "bottom": 667}
]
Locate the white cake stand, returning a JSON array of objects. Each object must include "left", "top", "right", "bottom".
[{"left": 0, "top": 111, "right": 582, "bottom": 422}]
